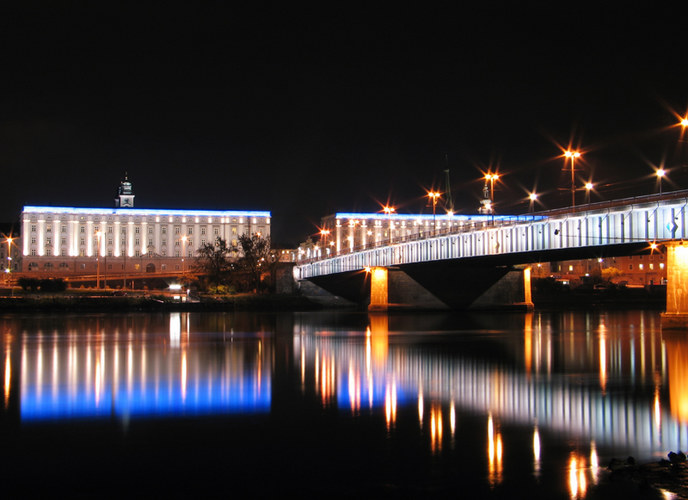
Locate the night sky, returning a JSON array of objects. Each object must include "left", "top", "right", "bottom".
[{"left": 1, "top": 3, "right": 686, "bottom": 245}]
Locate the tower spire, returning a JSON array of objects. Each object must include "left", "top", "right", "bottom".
[{"left": 115, "top": 173, "right": 135, "bottom": 208}]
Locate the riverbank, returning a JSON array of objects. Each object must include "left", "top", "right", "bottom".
[
  {"left": 532, "top": 280, "right": 666, "bottom": 310},
  {"left": 0, "top": 292, "right": 326, "bottom": 312}
]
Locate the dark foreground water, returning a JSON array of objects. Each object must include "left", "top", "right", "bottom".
[{"left": 0, "top": 309, "right": 685, "bottom": 498}]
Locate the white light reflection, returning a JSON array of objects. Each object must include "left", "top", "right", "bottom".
[
  {"left": 487, "top": 413, "right": 503, "bottom": 487},
  {"left": 533, "top": 426, "right": 541, "bottom": 477}
]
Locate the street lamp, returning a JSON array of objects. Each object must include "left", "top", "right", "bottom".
[
  {"left": 95, "top": 231, "right": 103, "bottom": 289},
  {"left": 657, "top": 168, "right": 666, "bottom": 193},
  {"left": 427, "top": 191, "right": 441, "bottom": 235},
  {"left": 4, "top": 237, "right": 13, "bottom": 282},
  {"left": 485, "top": 173, "right": 499, "bottom": 202},
  {"left": 585, "top": 182, "right": 594, "bottom": 204},
  {"left": 564, "top": 150, "right": 581, "bottom": 207},
  {"left": 181, "top": 235, "right": 188, "bottom": 275},
  {"left": 383, "top": 206, "right": 395, "bottom": 242},
  {"left": 528, "top": 193, "right": 538, "bottom": 212}
]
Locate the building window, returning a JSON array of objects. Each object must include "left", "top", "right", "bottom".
[
  {"left": 61, "top": 225, "right": 66, "bottom": 233},
  {"left": 148, "top": 227, "right": 153, "bottom": 234},
  {"left": 108, "top": 226, "right": 113, "bottom": 233},
  {"left": 174, "top": 226, "right": 181, "bottom": 234},
  {"left": 188, "top": 227, "right": 193, "bottom": 235},
  {"left": 31, "top": 225, "right": 37, "bottom": 232},
  {"left": 162, "top": 227, "right": 167, "bottom": 234},
  {"left": 80, "top": 226, "right": 85, "bottom": 233},
  {"left": 214, "top": 227, "right": 219, "bottom": 235},
  {"left": 629, "top": 264, "right": 633, "bottom": 270},
  {"left": 201, "top": 227, "right": 206, "bottom": 235},
  {"left": 135, "top": 227, "right": 140, "bottom": 234}
]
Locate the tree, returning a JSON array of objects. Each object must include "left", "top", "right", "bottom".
[
  {"left": 235, "top": 234, "right": 273, "bottom": 292},
  {"left": 193, "top": 237, "right": 234, "bottom": 289}
]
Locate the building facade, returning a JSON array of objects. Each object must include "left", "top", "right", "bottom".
[{"left": 19, "top": 178, "right": 270, "bottom": 281}]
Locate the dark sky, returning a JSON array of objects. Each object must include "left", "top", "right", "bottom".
[{"left": 1, "top": 3, "right": 686, "bottom": 245}]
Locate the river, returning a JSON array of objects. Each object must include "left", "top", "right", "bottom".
[{"left": 0, "top": 309, "right": 684, "bottom": 498}]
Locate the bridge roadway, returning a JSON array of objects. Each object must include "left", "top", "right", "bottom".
[{"left": 295, "top": 190, "right": 688, "bottom": 280}]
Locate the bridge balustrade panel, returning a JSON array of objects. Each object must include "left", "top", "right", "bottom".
[{"left": 297, "top": 198, "right": 688, "bottom": 280}]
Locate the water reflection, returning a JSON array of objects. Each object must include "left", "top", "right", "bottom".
[
  {"left": 293, "top": 310, "right": 686, "bottom": 462},
  {"left": 3, "top": 309, "right": 688, "bottom": 496},
  {"left": 4, "top": 313, "right": 271, "bottom": 421}
]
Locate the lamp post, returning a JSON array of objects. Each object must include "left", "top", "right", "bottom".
[
  {"left": 585, "top": 182, "right": 594, "bottom": 204},
  {"left": 528, "top": 193, "right": 538, "bottom": 213},
  {"left": 565, "top": 150, "right": 581, "bottom": 207},
  {"left": 181, "top": 235, "right": 188, "bottom": 276},
  {"left": 95, "top": 231, "right": 102, "bottom": 289},
  {"left": 383, "top": 206, "right": 395, "bottom": 242},
  {"left": 4, "top": 237, "right": 13, "bottom": 284},
  {"left": 427, "top": 191, "right": 441, "bottom": 235},
  {"left": 485, "top": 173, "right": 499, "bottom": 202},
  {"left": 657, "top": 169, "right": 666, "bottom": 194},
  {"left": 320, "top": 229, "right": 330, "bottom": 256}
]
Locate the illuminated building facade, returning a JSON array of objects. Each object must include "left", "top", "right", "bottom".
[{"left": 20, "top": 177, "right": 270, "bottom": 279}]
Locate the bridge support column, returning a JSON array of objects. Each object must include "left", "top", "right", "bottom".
[
  {"left": 368, "top": 267, "right": 388, "bottom": 312},
  {"left": 469, "top": 265, "right": 534, "bottom": 311},
  {"left": 662, "top": 241, "right": 688, "bottom": 329}
]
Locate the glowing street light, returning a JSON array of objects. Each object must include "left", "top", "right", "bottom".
[
  {"left": 95, "top": 231, "right": 103, "bottom": 289},
  {"left": 528, "top": 193, "right": 538, "bottom": 212},
  {"left": 565, "top": 150, "right": 582, "bottom": 207},
  {"left": 484, "top": 173, "right": 499, "bottom": 201},
  {"left": 585, "top": 182, "right": 594, "bottom": 204},
  {"left": 383, "top": 206, "right": 395, "bottom": 242},
  {"left": 4, "top": 236, "right": 13, "bottom": 280},
  {"left": 181, "top": 235, "right": 188, "bottom": 275},
  {"left": 657, "top": 168, "right": 666, "bottom": 193},
  {"left": 427, "top": 191, "right": 441, "bottom": 235},
  {"left": 319, "top": 229, "right": 331, "bottom": 256}
]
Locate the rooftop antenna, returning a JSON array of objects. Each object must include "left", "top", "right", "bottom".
[{"left": 443, "top": 154, "right": 454, "bottom": 213}]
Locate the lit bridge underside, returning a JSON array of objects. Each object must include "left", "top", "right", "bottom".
[{"left": 296, "top": 193, "right": 688, "bottom": 280}]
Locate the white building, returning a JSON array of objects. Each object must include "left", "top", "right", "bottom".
[{"left": 20, "top": 177, "right": 270, "bottom": 281}]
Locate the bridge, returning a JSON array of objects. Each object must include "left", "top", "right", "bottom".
[{"left": 294, "top": 190, "right": 688, "bottom": 322}]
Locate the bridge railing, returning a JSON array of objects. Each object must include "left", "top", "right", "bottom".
[{"left": 297, "top": 215, "right": 540, "bottom": 264}]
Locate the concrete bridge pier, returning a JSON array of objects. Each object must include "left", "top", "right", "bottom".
[
  {"left": 367, "top": 265, "right": 534, "bottom": 312},
  {"left": 662, "top": 241, "right": 688, "bottom": 329}
]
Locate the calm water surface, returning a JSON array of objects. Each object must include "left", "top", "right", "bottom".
[{"left": 0, "top": 309, "right": 684, "bottom": 498}]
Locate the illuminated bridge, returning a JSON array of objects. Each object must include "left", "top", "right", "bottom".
[{"left": 294, "top": 191, "right": 688, "bottom": 313}]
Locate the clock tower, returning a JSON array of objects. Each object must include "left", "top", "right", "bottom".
[{"left": 115, "top": 174, "right": 135, "bottom": 208}]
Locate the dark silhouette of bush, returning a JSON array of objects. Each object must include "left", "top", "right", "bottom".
[{"left": 17, "top": 277, "right": 66, "bottom": 293}]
